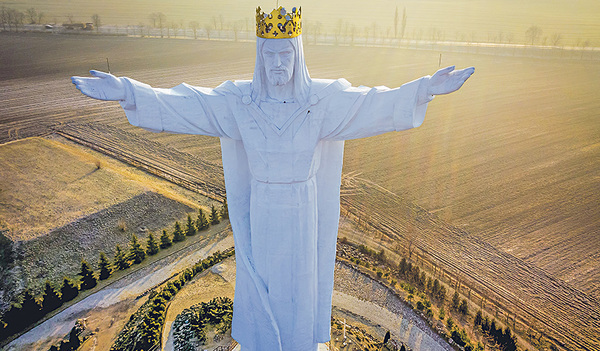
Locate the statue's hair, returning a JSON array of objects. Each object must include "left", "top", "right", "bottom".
[{"left": 251, "top": 35, "right": 311, "bottom": 105}]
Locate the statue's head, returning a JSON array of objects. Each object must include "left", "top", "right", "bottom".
[{"left": 252, "top": 6, "right": 310, "bottom": 102}]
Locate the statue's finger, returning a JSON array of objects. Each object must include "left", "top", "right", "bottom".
[
  {"left": 438, "top": 65, "right": 455, "bottom": 75},
  {"left": 90, "top": 70, "right": 110, "bottom": 78}
]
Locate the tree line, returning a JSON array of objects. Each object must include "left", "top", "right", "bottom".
[
  {"left": 0, "top": 202, "right": 227, "bottom": 343},
  {"left": 341, "top": 239, "right": 521, "bottom": 351}
]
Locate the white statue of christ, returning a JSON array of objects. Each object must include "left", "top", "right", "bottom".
[{"left": 72, "top": 6, "right": 473, "bottom": 351}]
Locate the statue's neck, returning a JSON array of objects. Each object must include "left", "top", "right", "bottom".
[{"left": 265, "top": 80, "right": 294, "bottom": 102}]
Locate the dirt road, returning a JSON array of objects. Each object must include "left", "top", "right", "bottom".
[{"left": 5, "top": 230, "right": 234, "bottom": 351}]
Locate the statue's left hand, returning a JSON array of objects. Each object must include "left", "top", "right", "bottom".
[{"left": 428, "top": 66, "right": 475, "bottom": 96}]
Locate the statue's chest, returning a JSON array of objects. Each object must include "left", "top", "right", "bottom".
[{"left": 236, "top": 102, "right": 322, "bottom": 154}]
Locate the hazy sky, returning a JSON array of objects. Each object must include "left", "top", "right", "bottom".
[{"left": 2, "top": 0, "right": 599, "bottom": 45}]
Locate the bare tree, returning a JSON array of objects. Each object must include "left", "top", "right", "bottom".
[
  {"left": 36, "top": 11, "right": 44, "bottom": 24},
  {"left": 169, "top": 21, "right": 178, "bottom": 38},
  {"left": 204, "top": 23, "right": 212, "bottom": 40},
  {"left": 525, "top": 25, "right": 542, "bottom": 45},
  {"left": 1, "top": 6, "right": 8, "bottom": 31},
  {"left": 506, "top": 32, "right": 515, "bottom": 44},
  {"left": 550, "top": 33, "right": 562, "bottom": 46},
  {"left": 334, "top": 19, "right": 343, "bottom": 45},
  {"left": 148, "top": 13, "right": 157, "bottom": 28},
  {"left": 179, "top": 19, "right": 185, "bottom": 37},
  {"left": 8, "top": 9, "right": 24, "bottom": 32},
  {"left": 401, "top": 7, "right": 407, "bottom": 39},
  {"left": 394, "top": 6, "right": 398, "bottom": 38},
  {"left": 66, "top": 13, "right": 74, "bottom": 24},
  {"left": 91, "top": 14, "right": 101, "bottom": 32},
  {"left": 25, "top": 7, "right": 36, "bottom": 24},
  {"left": 232, "top": 21, "right": 241, "bottom": 42},
  {"left": 157, "top": 12, "right": 166, "bottom": 38},
  {"left": 313, "top": 21, "right": 322, "bottom": 45},
  {"left": 189, "top": 20, "right": 199, "bottom": 39},
  {"left": 138, "top": 22, "right": 145, "bottom": 37},
  {"left": 149, "top": 12, "right": 166, "bottom": 38}
]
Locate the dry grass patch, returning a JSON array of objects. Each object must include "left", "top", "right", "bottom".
[{"left": 0, "top": 136, "right": 147, "bottom": 241}]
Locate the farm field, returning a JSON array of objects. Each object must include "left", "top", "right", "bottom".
[
  {"left": 2, "top": 0, "right": 599, "bottom": 46},
  {"left": 1, "top": 33, "right": 599, "bottom": 349}
]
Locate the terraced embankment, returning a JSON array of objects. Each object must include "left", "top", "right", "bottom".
[{"left": 339, "top": 178, "right": 600, "bottom": 351}]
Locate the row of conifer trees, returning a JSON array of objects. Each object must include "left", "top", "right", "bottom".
[{"left": 0, "top": 202, "right": 228, "bottom": 343}]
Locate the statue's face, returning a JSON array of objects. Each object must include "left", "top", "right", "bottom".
[{"left": 262, "top": 39, "right": 295, "bottom": 86}]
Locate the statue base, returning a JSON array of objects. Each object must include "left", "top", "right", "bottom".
[{"left": 232, "top": 343, "right": 329, "bottom": 350}]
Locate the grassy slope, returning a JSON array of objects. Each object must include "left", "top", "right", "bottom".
[{"left": 0, "top": 137, "right": 146, "bottom": 241}]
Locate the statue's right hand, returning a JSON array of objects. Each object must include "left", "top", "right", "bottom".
[{"left": 71, "top": 70, "right": 126, "bottom": 101}]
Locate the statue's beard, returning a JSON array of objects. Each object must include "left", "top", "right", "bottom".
[{"left": 266, "top": 68, "right": 293, "bottom": 86}]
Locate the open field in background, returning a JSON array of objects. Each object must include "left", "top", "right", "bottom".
[
  {"left": 1, "top": 0, "right": 600, "bottom": 46},
  {"left": 1, "top": 33, "right": 599, "bottom": 349}
]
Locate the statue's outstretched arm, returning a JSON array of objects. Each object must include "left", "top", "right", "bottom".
[
  {"left": 427, "top": 66, "right": 475, "bottom": 96},
  {"left": 71, "top": 70, "right": 126, "bottom": 101}
]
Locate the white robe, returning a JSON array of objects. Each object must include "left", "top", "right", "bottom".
[{"left": 120, "top": 76, "right": 431, "bottom": 351}]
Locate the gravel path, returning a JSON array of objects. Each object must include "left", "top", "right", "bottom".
[
  {"left": 333, "top": 262, "right": 453, "bottom": 351},
  {"left": 5, "top": 231, "right": 234, "bottom": 350}
]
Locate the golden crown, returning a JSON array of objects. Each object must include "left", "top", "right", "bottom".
[{"left": 256, "top": 6, "right": 302, "bottom": 39}]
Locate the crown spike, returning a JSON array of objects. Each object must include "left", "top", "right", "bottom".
[{"left": 256, "top": 5, "right": 302, "bottom": 39}]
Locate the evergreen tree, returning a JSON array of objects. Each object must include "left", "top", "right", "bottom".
[
  {"left": 42, "top": 280, "right": 62, "bottom": 313},
  {"left": 160, "top": 229, "right": 172, "bottom": 249},
  {"left": 451, "top": 291, "right": 460, "bottom": 310},
  {"left": 209, "top": 204, "right": 220, "bottom": 225},
  {"left": 79, "top": 260, "right": 97, "bottom": 290},
  {"left": 474, "top": 310, "right": 483, "bottom": 326},
  {"left": 60, "top": 277, "right": 79, "bottom": 302},
  {"left": 20, "top": 289, "right": 43, "bottom": 325},
  {"left": 129, "top": 234, "right": 146, "bottom": 264},
  {"left": 220, "top": 200, "right": 229, "bottom": 220},
  {"left": 489, "top": 319, "right": 498, "bottom": 338},
  {"left": 98, "top": 252, "right": 112, "bottom": 280},
  {"left": 172, "top": 221, "right": 186, "bottom": 242},
  {"left": 437, "top": 285, "right": 447, "bottom": 302},
  {"left": 196, "top": 208, "right": 209, "bottom": 231},
  {"left": 68, "top": 326, "right": 81, "bottom": 349},
  {"left": 399, "top": 257, "right": 407, "bottom": 276},
  {"left": 114, "top": 244, "right": 131, "bottom": 270},
  {"left": 458, "top": 298, "right": 469, "bottom": 316},
  {"left": 186, "top": 214, "right": 197, "bottom": 236},
  {"left": 503, "top": 327, "right": 518, "bottom": 351},
  {"left": 146, "top": 232, "right": 160, "bottom": 255}
]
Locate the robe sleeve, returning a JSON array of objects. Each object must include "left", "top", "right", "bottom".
[
  {"left": 119, "top": 77, "right": 240, "bottom": 140},
  {"left": 321, "top": 76, "right": 433, "bottom": 141}
]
